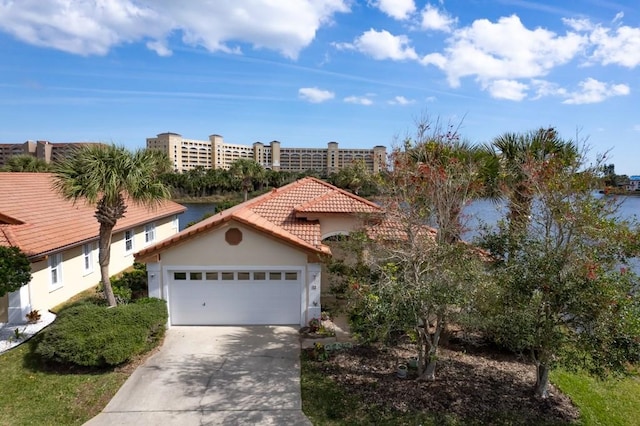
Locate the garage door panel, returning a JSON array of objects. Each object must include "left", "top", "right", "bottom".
[{"left": 169, "top": 275, "right": 301, "bottom": 325}]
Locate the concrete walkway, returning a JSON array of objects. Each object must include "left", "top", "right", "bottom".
[{"left": 85, "top": 326, "right": 311, "bottom": 426}]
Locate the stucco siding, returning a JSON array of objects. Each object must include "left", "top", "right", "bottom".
[
  {"left": 319, "top": 215, "right": 364, "bottom": 239},
  {"left": 27, "top": 245, "right": 99, "bottom": 316},
  {"left": 110, "top": 215, "right": 178, "bottom": 274},
  {"left": 161, "top": 222, "right": 308, "bottom": 267}
]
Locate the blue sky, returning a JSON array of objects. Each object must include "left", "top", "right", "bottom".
[{"left": 1, "top": 0, "right": 638, "bottom": 174}]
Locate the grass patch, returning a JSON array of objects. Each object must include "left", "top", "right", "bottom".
[
  {"left": 551, "top": 369, "right": 640, "bottom": 426},
  {"left": 0, "top": 341, "right": 129, "bottom": 425}
]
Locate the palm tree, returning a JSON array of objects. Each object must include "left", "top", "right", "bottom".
[
  {"left": 229, "top": 159, "right": 265, "bottom": 201},
  {"left": 52, "top": 145, "right": 171, "bottom": 306},
  {"left": 489, "top": 127, "right": 578, "bottom": 237}
]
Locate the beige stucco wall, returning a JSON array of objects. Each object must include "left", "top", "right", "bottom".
[
  {"left": 28, "top": 244, "right": 100, "bottom": 315},
  {"left": 16, "top": 215, "right": 179, "bottom": 322},
  {"left": 318, "top": 215, "right": 364, "bottom": 239},
  {"left": 160, "top": 221, "right": 308, "bottom": 267},
  {"left": 110, "top": 215, "right": 178, "bottom": 274}
]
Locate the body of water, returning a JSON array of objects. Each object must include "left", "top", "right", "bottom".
[
  {"left": 178, "top": 202, "right": 219, "bottom": 230},
  {"left": 178, "top": 195, "right": 640, "bottom": 233}
]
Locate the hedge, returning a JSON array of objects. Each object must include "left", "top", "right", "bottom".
[{"left": 35, "top": 298, "right": 167, "bottom": 367}]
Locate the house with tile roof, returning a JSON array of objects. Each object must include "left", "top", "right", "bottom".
[
  {"left": 135, "top": 177, "right": 383, "bottom": 326},
  {"left": 0, "top": 173, "right": 186, "bottom": 324}
]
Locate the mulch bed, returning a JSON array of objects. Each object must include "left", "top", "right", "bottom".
[{"left": 307, "top": 336, "right": 580, "bottom": 425}]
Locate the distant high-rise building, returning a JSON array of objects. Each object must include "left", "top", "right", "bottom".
[
  {"left": 0, "top": 141, "right": 102, "bottom": 167},
  {"left": 147, "top": 132, "right": 387, "bottom": 174}
]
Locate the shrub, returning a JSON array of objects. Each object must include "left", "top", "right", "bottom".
[
  {"left": 100, "top": 262, "right": 148, "bottom": 304},
  {"left": 35, "top": 298, "right": 167, "bottom": 367}
]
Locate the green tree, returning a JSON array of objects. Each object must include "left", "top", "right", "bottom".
[
  {"left": 1, "top": 154, "right": 51, "bottom": 172},
  {"left": 477, "top": 152, "right": 640, "bottom": 398},
  {"left": 338, "top": 117, "right": 488, "bottom": 380},
  {"left": 0, "top": 246, "right": 31, "bottom": 297},
  {"left": 52, "top": 145, "right": 171, "bottom": 307},
  {"left": 229, "top": 159, "right": 265, "bottom": 201},
  {"left": 332, "top": 159, "right": 373, "bottom": 195}
]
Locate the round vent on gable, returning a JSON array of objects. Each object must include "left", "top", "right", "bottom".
[{"left": 225, "top": 228, "right": 243, "bottom": 245}]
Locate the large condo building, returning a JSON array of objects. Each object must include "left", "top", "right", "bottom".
[
  {"left": 146, "top": 132, "right": 387, "bottom": 174},
  {"left": 0, "top": 141, "right": 101, "bottom": 167}
]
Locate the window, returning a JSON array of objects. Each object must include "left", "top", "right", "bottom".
[
  {"left": 174, "top": 272, "right": 187, "bottom": 280},
  {"left": 269, "top": 272, "right": 282, "bottom": 280},
  {"left": 190, "top": 272, "right": 202, "bottom": 280},
  {"left": 172, "top": 216, "right": 179, "bottom": 232},
  {"left": 221, "top": 272, "right": 234, "bottom": 280},
  {"left": 237, "top": 272, "right": 250, "bottom": 280},
  {"left": 83, "top": 243, "right": 94, "bottom": 274},
  {"left": 254, "top": 272, "right": 266, "bottom": 280},
  {"left": 285, "top": 272, "right": 298, "bottom": 281},
  {"left": 144, "top": 223, "right": 156, "bottom": 244},
  {"left": 124, "top": 229, "right": 135, "bottom": 254},
  {"left": 49, "top": 253, "right": 62, "bottom": 289},
  {"left": 205, "top": 272, "right": 218, "bottom": 280}
]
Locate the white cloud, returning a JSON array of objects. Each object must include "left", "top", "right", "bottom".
[
  {"left": 484, "top": 79, "right": 528, "bottom": 101},
  {"left": 563, "top": 78, "right": 630, "bottom": 104},
  {"left": 563, "top": 17, "right": 595, "bottom": 32},
  {"left": 612, "top": 12, "right": 624, "bottom": 24},
  {"left": 589, "top": 25, "right": 640, "bottom": 68},
  {"left": 299, "top": 87, "right": 335, "bottom": 103},
  {"left": 0, "top": 0, "right": 350, "bottom": 58},
  {"left": 530, "top": 80, "right": 567, "bottom": 99},
  {"left": 372, "top": 0, "right": 415, "bottom": 20},
  {"left": 388, "top": 95, "right": 415, "bottom": 105},
  {"left": 336, "top": 29, "right": 418, "bottom": 60},
  {"left": 146, "top": 40, "right": 172, "bottom": 57},
  {"left": 344, "top": 96, "right": 373, "bottom": 105},
  {"left": 420, "top": 4, "right": 457, "bottom": 32},
  {"left": 425, "top": 15, "right": 586, "bottom": 88}
]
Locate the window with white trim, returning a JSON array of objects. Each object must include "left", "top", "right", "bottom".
[
  {"left": 49, "top": 253, "right": 62, "bottom": 289},
  {"left": 172, "top": 215, "right": 179, "bottom": 232},
  {"left": 144, "top": 223, "right": 156, "bottom": 244},
  {"left": 82, "top": 243, "right": 94, "bottom": 275},
  {"left": 124, "top": 229, "right": 135, "bottom": 254}
]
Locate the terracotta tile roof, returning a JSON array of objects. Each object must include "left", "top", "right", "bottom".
[
  {"left": 0, "top": 172, "right": 186, "bottom": 258},
  {"left": 136, "top": 177, "right": 384, "bottom": 260}
]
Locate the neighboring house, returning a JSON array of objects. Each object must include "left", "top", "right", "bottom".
[
  {"left": 0, "top": 173, "right": 185, "bottom": 324},
  {"left": 627, "top": 176, "right": 640, "bottom": 191},
  {"left": 135, "top": 177, "right": 383, "bottom": 326}
]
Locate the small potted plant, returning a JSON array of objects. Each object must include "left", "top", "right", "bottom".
[
  {"left": 308, "top": 318, "right": 321, "bottom": 334},
  {"left": 25, "top": 309, "right": 41, "bottom": 324}
]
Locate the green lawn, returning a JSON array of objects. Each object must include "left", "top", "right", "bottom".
[
  {"left": 0, "top": 341, "right": 129, "bottom": 426},
  {"left": 551, "top": 369, "right": 640, "bottom": 426}
]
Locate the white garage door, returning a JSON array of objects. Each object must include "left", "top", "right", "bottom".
[{"left": 168, "top": 270, "right": 302, "bottom": 325}]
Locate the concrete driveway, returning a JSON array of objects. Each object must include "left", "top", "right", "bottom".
[{"left": 85, "top": 326, "right": 311, "bottom": 426}]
